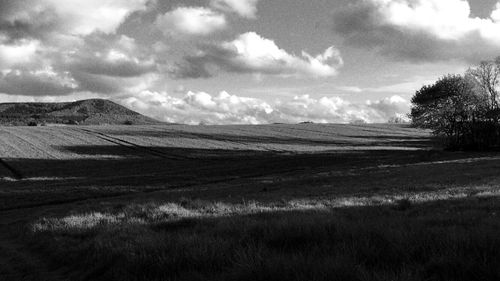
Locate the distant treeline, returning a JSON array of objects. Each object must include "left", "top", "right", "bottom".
[{"left": 411, "top": 57, "right": 500, "bottom": 150}]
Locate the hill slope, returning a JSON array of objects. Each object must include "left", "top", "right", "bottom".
[{"left": 0, "top": 99, "right": 161, "bottom": 126}]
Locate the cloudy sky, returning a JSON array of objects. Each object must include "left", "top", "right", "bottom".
[{"left": 0, "top": 0, "right": 499, "bottom": 124}]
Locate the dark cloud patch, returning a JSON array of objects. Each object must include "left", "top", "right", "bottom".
[
  {"left": 332, "top": 1, "right": 500, "bottom": 63},
  {"left": 50, "top": 32, "right": 158, "bottom": 93},
  {"left": 69, "top": 59, "right": 156, "bottom": 78},
  {"left": 0, "top": 70, "right": 76, "bottom": 96},
  {"left": 0, "top": 15, "right": 57, "bottom": 44},
  {"left": 0, "top": 0, "right": 58, "bottom": 42},
  {"left": 64, "top": 33, "right": 157, "bottom": 78},
  {"left": 171, "top": 57, "right": 214, "bottom": 79},
  {"left": 332, "top": 1, "right": 442, "bottom": 62},
  {"left": 0, "top": 66, "right": 154, "bottom": 97},
  {"left": 172, "top": 44, "right": 250, "bottom": 79},
  {"left": 0, "top": 31, "right": 158, "bottom": 96},
  {"left": 69, "top": 72, "right": 123, "bottom": 94}
]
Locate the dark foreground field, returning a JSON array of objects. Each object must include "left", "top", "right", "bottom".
[{"left": 1, "top": 124, "right": 500, "bottom": 280}]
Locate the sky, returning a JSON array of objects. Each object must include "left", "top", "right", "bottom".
[{"left": 0, "top": 0, "right": 499, "bottom": 124}]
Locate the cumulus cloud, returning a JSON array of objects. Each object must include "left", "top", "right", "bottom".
[
  {"left": 210, "top": 0, "right": 259, "bottom": 18},
  {"left": 0, "top": 32, "right": 158, "bottom": 96},
  {"left": 365, "top": 95, "right": 410, "bottom": 121},
  {"left": 332, "top": 0, "right": 500, "bottom": 62},
  {"left": 0, "top": 0, "right": 148, "bottom": 40},
  {"left": 157, "top": 7, "right": 227, "bottom": 36},
  {"left": 0, "top": 68, "right": 78, "bottom": 96},
  {"left": 62, "top": 33, "right": 157, "bottom": 78},
  {"left": 122, "top": 90, "right": 273, "bottom": 124},
  {"left": 120, "top": 90, "right": 409, "bottom": 125},
  {"left": 0, "top": 0, "right": 156, "bottom": 97},
  {"left": 0, "top": 39, "right": 39, "bottom": 68},
  {"left": 49, "top": 0, "right": 148, "bottom": 35},
  {"left": 276, "top": 94, "right": 410, "bottom": 124},
  {"left": 174, "top": 32, "right": 343, "bottom": 78}
]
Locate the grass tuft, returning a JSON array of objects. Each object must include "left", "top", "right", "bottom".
[{"left": 27, "top": 196, "right": 500, "bottom": 281}]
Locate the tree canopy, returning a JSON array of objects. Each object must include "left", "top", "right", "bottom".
[{"left": 410, "top": 57, "right": 500, "bottom": 150}]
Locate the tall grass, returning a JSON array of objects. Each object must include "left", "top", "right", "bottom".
[{"left": 28, "top": 196, "right": 500, "bottom": 281}]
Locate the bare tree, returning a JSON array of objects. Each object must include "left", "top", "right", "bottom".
[{"left": 466, "top": 57, "right": 500, "bottom": 112}]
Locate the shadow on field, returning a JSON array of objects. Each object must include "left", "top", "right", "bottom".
[
  {"left": 25, "top": 195, "right": 500, "bottom": 281},
  {"left": 2, "top": 144, "right": 500, "bottom": 210},
  {"left": 104, "top": 129, "right": 435, "bottom": 148}
]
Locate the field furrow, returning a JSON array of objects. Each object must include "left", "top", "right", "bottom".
[
  {"left": 77, "top": 128, "right": 185, "bottom": 159},
  {"left": 0, "top": 123, "right": 439, "bottom": 210},
  {"left": 0, "top": 158, "right": 23, "bottom": 179}
]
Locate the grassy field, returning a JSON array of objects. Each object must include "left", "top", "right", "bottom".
[{"left": 1, "top": 123, "right": 500, "bottom": 280}]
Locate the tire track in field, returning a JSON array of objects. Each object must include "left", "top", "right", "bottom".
[
  {"left": 0, "top": 167, "right": 287, "bottom": 211},
  {"left": 0, "top": 152, "right": 315, "bottom": 212},
  {"left": 76, "top": 128, "right": 187, "bottom": 160},
  {"left": 0, "top": 158, "right": 23, "bottom": 179},
  {"left": 171, "top": 129, "right": 284, "bottom": 152}
]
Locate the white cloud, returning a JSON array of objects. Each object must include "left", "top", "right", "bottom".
[
  {"left": 0, "top": 39, "right": 39, "bottom": 68},
  {"left": 48, "top": 0, "right": 148, "bottom": 35},
  {"left": 122, "top": 90, "right": 273, "bottom": 124},
  {"left": 175, "top": 32, "right": 343, "bottom": 78},
  {"left": 491, "top": 3, "right": 500, "bottom": 22},
  {"left": 371, "top": 0, "right": 500, "bottom": 41},
  {"left": 157, "top": 7, "right": 227, "bottom": 36},
  {"left": 120, "top": 90, "right": 409, "bottom": 125},
  {"left": 365, "top": 95, "right": 411, "bottom": 122},
  {"left": 0, "top": 0, "right": 148, "bottom": 37},
  {"left": 333, "top": 0, "right": 500, "bottom": 62},
  {"left": 277, "top": 94, "right": 409, "bottom": 124},
  {"left": 210, "top": 0, "right": 259, "bottom": 18}
]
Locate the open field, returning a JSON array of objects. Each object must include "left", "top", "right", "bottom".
[
  {"left": 1, "top": 124, "right": 500, "bottom": 280},
  {"left": 0, "top": 123, "right": 435, "bottom": 210}
]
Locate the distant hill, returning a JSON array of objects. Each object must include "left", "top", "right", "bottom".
[{"left": 0, "top": 99, "right": 162, "bottom": 126}]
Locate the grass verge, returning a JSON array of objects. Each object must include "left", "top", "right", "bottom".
[{"left": 26, "top": 195, "right": 500, "bottom": 281}]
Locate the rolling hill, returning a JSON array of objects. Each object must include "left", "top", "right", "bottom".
[{"left": 0, "top": 99, "right": 161, "bottom": 126}]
